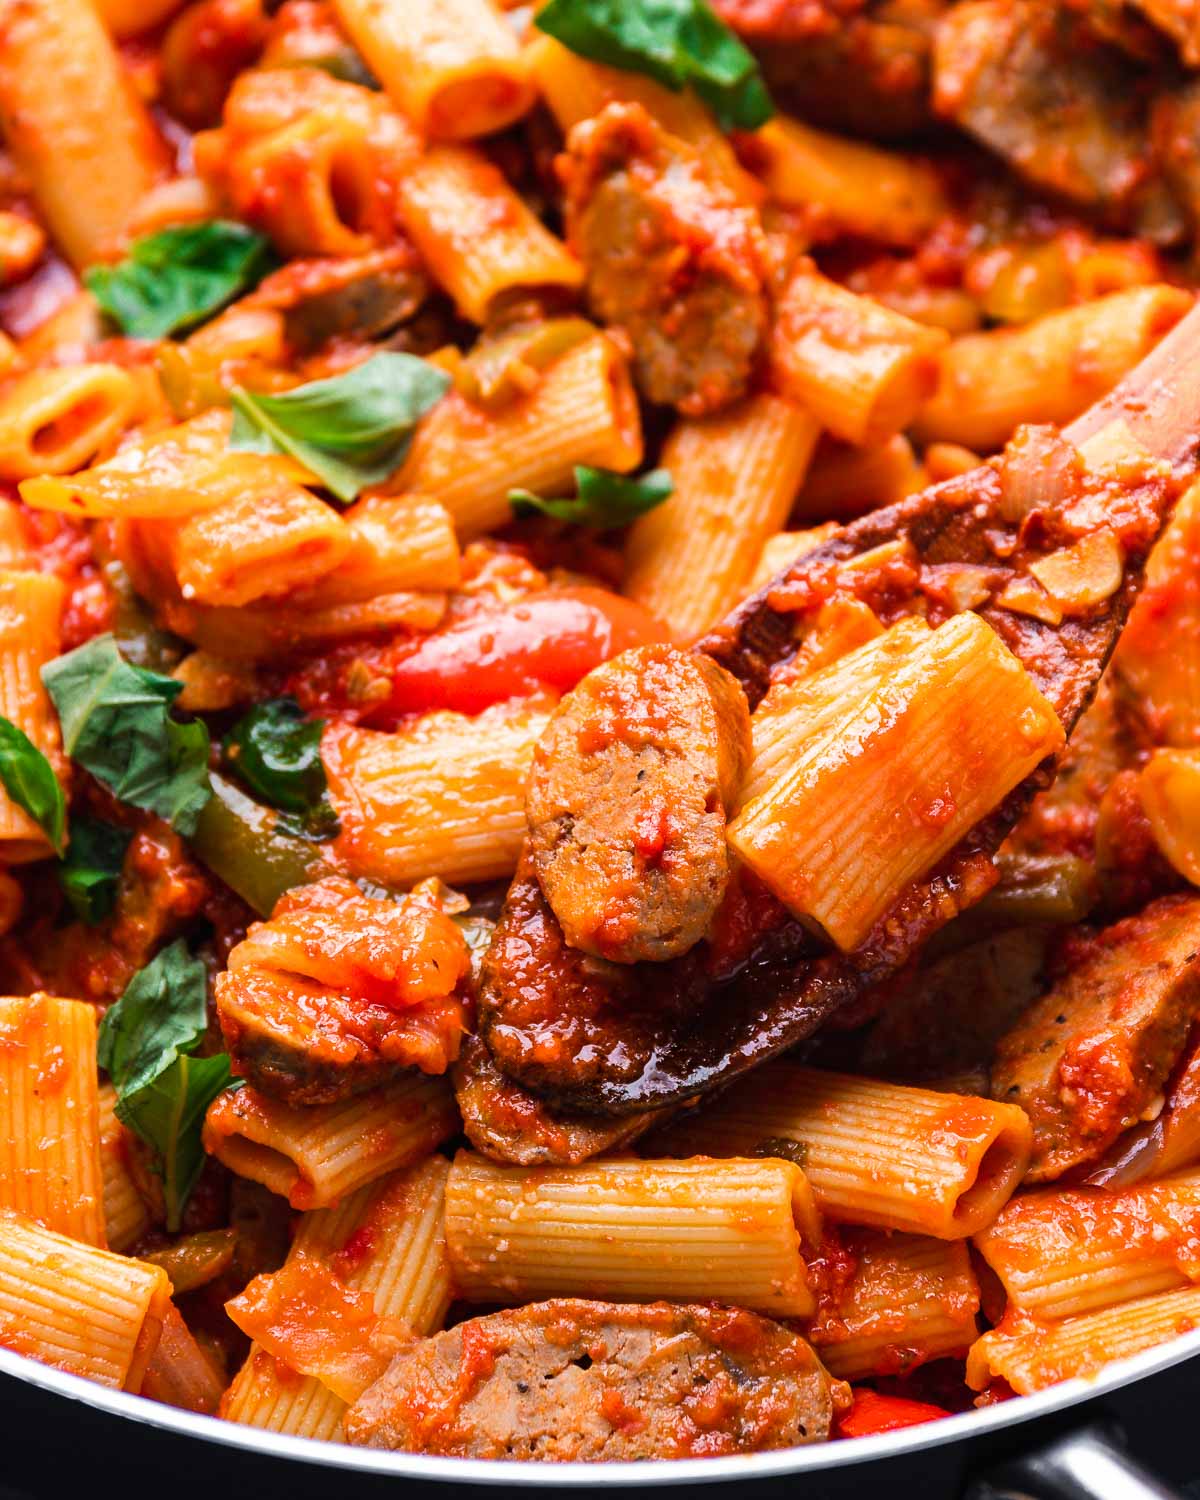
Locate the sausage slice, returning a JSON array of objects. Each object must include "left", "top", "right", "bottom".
[
  {"left": 345, "top": 1299, "right": 843, "bottom": 1460},
  {"left": 561, "top": 102, "right": 769, "bottom": 416},
  {"left": 526, "top": 643, "right": 751, "bottom": 964}
]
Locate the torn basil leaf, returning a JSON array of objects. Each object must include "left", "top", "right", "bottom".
[
  {"left": 85, "top": 221, "right": 274, "bottom": 340},
  {"left": 223, "top": 697, "right": 338, "bottom": 840},
  {"left": 97, "top": 939, "right": 239, "bottom": 1232},
  {"left": 42, "top": 634, "right": 212, "bottom": 836},
  {"left": 534, "top": 0, "right": 774, "bottom": 131},
  {"left": 57, "top": 817, "right": 132, "bottom": 924},
  {"left": 509, "top": 465, "right": 673, "bottom": 528},
  {"left": 0, "top": 716, "right": 66, "bottom": 854},
  {"left": 229, "top": 352, "right": 450, "bottom": 502}
]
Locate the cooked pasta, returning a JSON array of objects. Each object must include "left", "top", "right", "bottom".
[{"left": 2, "top": 0, "right": 1200, "bottom": 1463}]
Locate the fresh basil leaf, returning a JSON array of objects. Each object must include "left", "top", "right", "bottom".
[
  {"left": 534, "top": 0, "right": 774, "bottom": 130},
  {"left": 42, "top": 634, "right": 212, "bottom": 836},
  {"left": 229, "top": 352, "right": 450, "bottom": 502},
  {"left": 224, "top": 697, "right": 337, "bottom": 839},
  {"left": 509, "top": 465, "right": 673, "bottom": 528},
  {"left": 97, "top": 939, "right": 238, "bottom": 1231},
  {"left": 0, "top": 716, "right": 66, "bottom": 854},
  {"left": 85, "top": 221, "right": 274, "bottom": 340},
  {"left": 119, "top": 1052, "right": 236, "bottom": 1234},
  {"left": 57, "top": 817, "right": 132, "bottom": 924}
]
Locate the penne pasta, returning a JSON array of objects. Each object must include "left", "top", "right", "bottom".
[
  {"left": 913, "top": 286, "right": 1194, "bottom": 452},
  {"left": 769, "top": 263, "right": 948, "bottom": 447},
  {"left": 396, "top": 145, "right": 582, "bottom": 325},
  {"left": 624, "top": 395, "right": 821, "bottom": 640},
  {"left": 727, "top": 612, "right": 1064, "bottom": 951},
  {"left": 0, "top": 366, "right": 140, "bottom": 481},
  {"left": 0, "top": 1211, "right": 170, "bottom": 1390},
  {"left": 202, "top": 1072, "right": 458, "bottom": 1210},
  {"left": 445, "top": 1152, "right": 820, "bottom": 1318},
  {"left": 333, "top": 0, "right": 535, "bottom": 140},
  {"left": 0, "top": 571, "right": 66, "bottom": 862},
  {"left": 650, "top": 1063, "right": 1033, "bottom": 1239},
  {"left": 393, "top": 334, "right": 641, "bottom": 537},
  {"left": 0, "top": 996, "right": 106, "bottom": 1246},
  {"left": 323, "top": 701, "right": 549, "bottom": 889},
  {"left": 811, "top": 1232, "right": 980, "bottom": 1381},
  {"left": 0, "top": 0, "right": 167, "bottom": 267}
]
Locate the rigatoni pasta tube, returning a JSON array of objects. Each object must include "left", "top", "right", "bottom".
[
  {"left": 221, "top": 1349, "right": 347, "bottom": 1441},
  {"left": 0, "top": 996, "right": 105, "bottom": 1246},
  {"left": 912, "top": 285, "right": 1194, "bottom": 452},
  {"left": 769, "top": 263, "right": 948, "bottom": 447},
  {"left": 396, "top": 145, "right": 582, "bottom": 324},
  {"left": 394, "top": 334, "right": 640, "bottom": 537},
  {"left": 296, "top": 496, "right": 460, "bottom": 606},
  {"left": 0, "top": 0, "right": 167, "bottom": 267},
  {"left": 974, "top": 1172, "right": 1200, "bottom": 1322},
  {"left": 0, "top": 571, "right": 66, "bottom": 862},
  {"left": 527, "top": 35, "right": 756, "bottom": 201},
  {"left": 966, "top": 1287, "right": 1200, "bottom": 1395},
  {"left": 795, "top": 434, "right": 922, "bottom": 523},
  {"left": 727, "top": 612, "right": 1064, "bottom": 952},
  {"left": 222, "top": 1156, "right": 452, "bottom": 1438},
  {"left": 0, "top": 1211, "right": 170, "bottom": 1390},
  {"left": 755, "top": 117, "right": 948, "bottom": 247},
  {"left": 323, "top": 700, "right": 551, "bottom": 888},
  {"left": 624, "top": 395, "right": 820, "bottom": 640},
  {"left": 139, "top": 484, "right": 351, "bottom": 608},
  {"left": 811, "top": 1232, "right": 980, "bottom": 1380},
  {"left": 20, "top": 408, "right": 313, "bottom": 521},
  {"left": 445, "top": 1152, "right": 820, "bottom": 1318},
  {"left": 98, "top": 1083, "right": 151, "bottom": 1254},
  {"left": 333, "top": 0, "right": 534, "bottom": 140},
  {"left": 0, "top": 365, "right": 139, "bottom": 481},
  {"left": 202, "top": 1072, "right": 458, "bottom": 1210},
  {"left": 651, "top": 1063, "right": 1033, "bottom": 1238},
  {"left": 738, "top": 617, "right": 929, "bottom": 807}
]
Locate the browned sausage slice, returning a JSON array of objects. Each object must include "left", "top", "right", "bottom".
[
  {"left": 453, "top": 1035, "right": 665, "bottom": 1167},
  {"left": 345, "top": 1299, "right": 843, "bottom": 1460},
  {"left": 561, "top": 101, "right": 769, "bottom": 417},
  {"left": 991, "top": 894, "right": 1200, "bottom": 1180},
  {"left": 526, "top": 643, "right": 751, "bottom": 964}
]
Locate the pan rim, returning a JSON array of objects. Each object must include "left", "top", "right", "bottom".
[{"left": 3, "top": 1324, "right": 1199, "bottom": 1486}]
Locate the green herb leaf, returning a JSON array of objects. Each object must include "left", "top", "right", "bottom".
[
  {"left": 42, "top": 634, "right": 212, "bottom": 836},
  {"left": 509, "top": 465, "right": 673, "bottom": 528},
  {"left": 57, "top": 817, "right": 133, "bottom": 924},
  {"left": 97, "top": 939, "right": 238, "bottom": 1231},
  {"left": 0, "top": 716, "right": 66, "bottom": 854},
  {"left": 229, "top": 352, "right": 450, "bottom": 502},
  {"left": 534, "top": 0, "right": 774, "bottom": 130},
  {"left": 84, "top": 221, "right": 275, "bottom": 340},
  {"left": 223, "top": 697, "right": 337, "bottom": 839}
]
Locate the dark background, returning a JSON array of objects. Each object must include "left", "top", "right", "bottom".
[{"left": 1, "top": 1357, "right": 1197, "bottom": 1500}]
